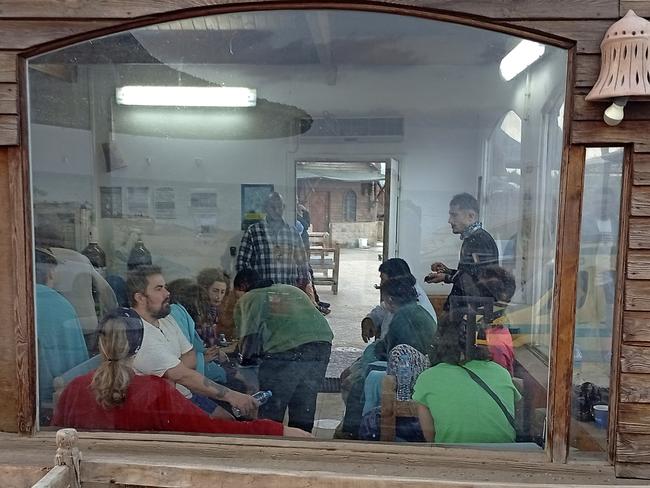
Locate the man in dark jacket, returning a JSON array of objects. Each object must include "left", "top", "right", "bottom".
[{"left": 425, "top": 192, "right": 499, "bottom": 312}]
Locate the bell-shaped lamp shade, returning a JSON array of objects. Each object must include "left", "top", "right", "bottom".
[{"left": 586, "top": 10, "right": 650, "bottom": 124}]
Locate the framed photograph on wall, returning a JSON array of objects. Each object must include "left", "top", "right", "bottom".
[
  {"left": 126, "top": 186, "right": 150, "bottom": 217},
  {"left": 241, "top": 183, "right": 273, "bottom": 230},
  {"left": 100, "top": 186, "right": 123, "bottom": 218},
  {"left": 154, "top": 187, "right": 176, "bottom": 219}
]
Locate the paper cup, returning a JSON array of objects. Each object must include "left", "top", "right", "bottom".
[{"left": 593, "top": 404, "right": 609, "bottom": 429}]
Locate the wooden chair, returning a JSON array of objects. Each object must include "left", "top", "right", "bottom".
[
  {"left": 379, "top": 374, "right": 419, "bottom": 441},
  {"left": 309, "top": 232, "right": 340, "bottom": 294},
  {"left": 379, "top": 371, "right": 526, "bottom": 442}
]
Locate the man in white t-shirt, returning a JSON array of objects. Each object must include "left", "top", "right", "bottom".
[{"left": 128, "top": 265, "right": 257, "bottom": 417}]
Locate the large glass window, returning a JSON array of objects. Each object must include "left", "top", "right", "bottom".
[
  {"left": 570, "top": 147, "right": 623, "bottom": 458},
  {"left": 29, "top": 10, "right": 570, "bottom": 448}
]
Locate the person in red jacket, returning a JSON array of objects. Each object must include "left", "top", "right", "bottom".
[{"left": 52, "top": 308, "right": 311, "bottom": 438}]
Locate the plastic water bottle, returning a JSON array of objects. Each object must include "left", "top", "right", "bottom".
[
  {"left": 232, "top": 390, "right": 272, "bottom": 418},
  {"left": 573, "top": 346, "right": 583, "bottom": 380},
  {"left": 395, "top": 355, "right": 413, "bottom": 401},
  {"left": 217, "top": 333, "right": 229, "bottom": 347}
]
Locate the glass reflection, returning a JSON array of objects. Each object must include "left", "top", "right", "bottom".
[
  {"left": 569, "top": 147, "right": 623, "bottom": 457},
  {"left": 28, "top": 9, "right": 569, "bottom": 448}
]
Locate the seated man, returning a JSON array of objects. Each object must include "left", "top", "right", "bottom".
[
  {"left": 128, "top": 265, "right": 257, "bottom": 418},
  {"left": 361, "top": 258, "right": 437, "bottom": 343},
  {"left": 233, "top": 269, "right": 333, "bottom": 433},
  {"left": 35, "top": 248, "right": 89, "bottom": 417}
]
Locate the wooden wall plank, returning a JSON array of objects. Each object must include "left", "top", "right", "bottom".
[
  {"left": 0, "top": 52, "right": 17, "bottom": 83},
  {"left": 625, "top": 280, "right": 650, "bottom": 311},
  {"left": 629, "top": 217, "right": 650, "bottom": 249},
  {"left": 624, "top": 311, "right": 650, "bottom": 343},
  {"left": 621, "top": 1, "right": 650, "bottom": 17},
  {"left": 616, "top": 462, "right": 650, "bottom": 479},
  {"left": 0, "top": 0, "right": 621, "bottom": 20},
  {"left": 634, "top": 154, "right": 650, "bottom": 186},
  {"left": 610, "top": 147, "right": 633, "bottom": 463},
  {"left": 620, "top": 372, "right": 650, "bottom": 402},
  {"left": 575, "top": 54, "right": 600, "bottom": 88},
  {"left": 619, "top": 403, "right": 650, "bottom": 434},
  {"left": 0, "top": 114, "right": 17, "bottom": 145},
  {"left": 621, "top": 345, "right": 650, "bottom": 374},
  {"left": 573, "top": 95, "right": 650, "bottom": 122},
  {"left": 632, "top": 187, "right": 650, "bottom": 217},
  {"left": 628, "top": 251, "right": 650, "bottom": 279},
  {"left": 509, "top": 20, "right": 611, "bottom": 54},
  {"left": 8, "top": 145, "right": 35, "bottom": 434},
  {"left": 0, "top": 148, "right": 19, "bottom": 432},
  {"left": 617, "top": 433, "right": 650, "bottom": 463},
  {"left": 0, "top": 83, "right": 17, "bottom": 114},
  {"left": 572, "top": 121, "right": 650, "bottom": 146},
  {"left": 0, "top": 20, "right": 118, "bottom": 50}
]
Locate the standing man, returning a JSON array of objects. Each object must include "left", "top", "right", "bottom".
[
  {"left": 128, "top": 265, "right": 258, "bottom": 418},
  {"left": 237, "top": 192, "right": 311, "bottom": 290},
  {"left": 233, "top": 268, "right": 333, "bottom": 433},
  {"left": 425, "top": 192, "right": 499, "bottom": 311}
]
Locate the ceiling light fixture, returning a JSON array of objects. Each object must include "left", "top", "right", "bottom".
[
  {"left": 499, "top": 40, "right": 546, "bottom": 81},
  {"left": 115, "top": 86, "right": 257, "bottom": 107}
]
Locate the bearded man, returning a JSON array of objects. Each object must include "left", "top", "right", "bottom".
[{"left": 128, "top": 265, "right": 257, "bottom": 418}]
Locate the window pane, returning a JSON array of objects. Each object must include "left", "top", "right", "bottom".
[
  {"left": 569, "top": 147, "right": 624, "bottom": 458},
  {"left": 29, "top": 9, "right": 567, "bottom": 448}
]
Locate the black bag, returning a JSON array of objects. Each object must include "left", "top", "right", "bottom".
[{"left": 572, "top": 382, "right": 609, "bottom": 422}]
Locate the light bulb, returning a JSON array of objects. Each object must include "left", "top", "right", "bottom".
[{"left": 603, "top": 97, "right": 628, "bottom": 126}]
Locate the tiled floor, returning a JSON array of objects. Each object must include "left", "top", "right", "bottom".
[{"left": 310, "top": 245, "right": 382, "bottom": 437}]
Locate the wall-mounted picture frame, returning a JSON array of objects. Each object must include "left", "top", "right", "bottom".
[
  {"left": 126, "top": 186, "right": 150, "bottom": 217},
  {"left": 241, "top": 183, "right": 274, "bottom": 230},
  {"left": 100, "top": 186, "right": 123, "bottom": 218},
  {"left": 154, "top": 187, "right": 176, "bottom": 219}
]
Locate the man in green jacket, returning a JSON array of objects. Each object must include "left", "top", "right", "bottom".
[{"left": 234, "top": 269, "right": 333, "bottom": 432}]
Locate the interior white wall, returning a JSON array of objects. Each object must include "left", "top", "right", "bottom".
[{"left": 29, "top": 41, "right": 567, "bottom": 286}]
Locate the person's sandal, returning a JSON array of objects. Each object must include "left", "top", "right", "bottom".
[{"left": 318, "top": 305, "right": 331, "bottom": 315}]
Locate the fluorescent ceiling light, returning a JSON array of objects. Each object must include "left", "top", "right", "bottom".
[
  {"left": 499, "top": 40, "right": 545, "bottom": 81},
  {"left": 116, "top": 86, "right": 257, "bottom": 107}
]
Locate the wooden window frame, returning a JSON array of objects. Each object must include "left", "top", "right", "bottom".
[{"left": 11, "top": 1, "right": 590, "bottom": 468}]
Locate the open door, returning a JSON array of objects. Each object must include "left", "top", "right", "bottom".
[{"left": 383, "top": 158, "right": 400, "bottom": 259}]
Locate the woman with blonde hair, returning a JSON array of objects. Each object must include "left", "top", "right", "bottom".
[{"left": 53, "top": 308, "right": 310, "bottom": 437}]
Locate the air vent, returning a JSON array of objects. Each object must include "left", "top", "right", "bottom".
[{"left": 300, "top": 116, "right": 403, "bottom": 143}]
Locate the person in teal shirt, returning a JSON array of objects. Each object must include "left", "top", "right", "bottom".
[
  {"left": 413, "top": 315, "right": 521, "bottom": 443},
  {"left": 234, "top": 269, "right": 333, "bottom": 432},
  {"left": 35, "top": 249, "right": 89, "bottom": 415}
]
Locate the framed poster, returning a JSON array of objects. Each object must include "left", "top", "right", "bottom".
[
  {"left": 127, "top": 186, "right": 149, "bottom": 217},
  {"left": 154, "top": 187, "right": 176, "bottom": 219},
  {"left": 100, "top": 186, "right": 123, "bottom": 218},
  {"left": 241, "top": 184, "right": 273, "bottom": 230}
]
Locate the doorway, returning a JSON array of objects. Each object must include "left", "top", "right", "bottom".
[{"left": 295, "top": 159, "right": 397, "bottom": 352}]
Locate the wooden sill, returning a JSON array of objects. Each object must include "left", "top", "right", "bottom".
[{"left": 0, "top": 432, "right": 640, "bottom": 487}]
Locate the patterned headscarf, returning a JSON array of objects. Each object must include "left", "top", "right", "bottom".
[{"left": 387, "top": 344, "right": 430, "bottom": 400}]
